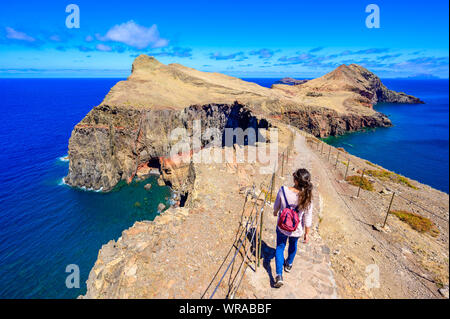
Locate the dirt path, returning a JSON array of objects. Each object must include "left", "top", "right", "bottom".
[
  {"left": 245, "top": 130, "right": 339, "bottom": 299},
  {"left": 305, "top": 132, "right": 448, "bottom": 299},
  {"left": 243, "top": 125, "right": 448, "bottom": 299}
]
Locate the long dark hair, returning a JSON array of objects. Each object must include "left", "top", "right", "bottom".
[{"left": 293, "top": 168, "right": 313, "bottom": 211}]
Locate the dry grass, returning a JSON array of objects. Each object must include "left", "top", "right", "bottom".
[
  {"left": 365, "top": 160, "right": 378, "bottom": 168},
  {"left": 306, "top": 136, "right": 320, "bottom": 144},
  {"left": 260, "top": 188, "right": 277, "bottom": 202},
  {"left": 367, "top": 169, "right": 418, "bottom": 190},
  {"left": 345, "top": 175, "right": 374, "bottom": 191},
  {"left": 306, "top": 91, "right": 323, "bottom": 97},
  {"left": 390, "top": 210, "right": 439, "bottom": 236}
]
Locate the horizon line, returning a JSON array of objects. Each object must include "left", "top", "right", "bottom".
[{"left": 0, "top": 76, "right": 448, "bottom": 80}]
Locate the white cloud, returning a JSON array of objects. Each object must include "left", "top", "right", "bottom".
[
  {"left": 96, "top": 43, "right": 112, "bottom": 52},
  {"left": 85, "top": 35, "right": 94, "bottom": 42},
  {"left": 99, "top": 21, "right": 168, "bottom": 49},
  {"left": 5, "top": 27, "right": 35, "bottom": 42}
]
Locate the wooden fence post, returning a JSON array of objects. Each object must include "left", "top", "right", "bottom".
[
  {"left": 344, "top": 159, "right": 350, "bottom": 180},
  {"left": 269, "top": 172, "right": 275, "bottom": 204},
  {"left": 327, "top": 145, "right": 332, "bottom": 161},
  {"left": 383, "top": 192, "right": 395, "bottom": 228},
  {"left": 335, "top": 152, "right": 340, "bottom": 169},
  {"left": 321, "top": 142, "right": 324, "bottom": 155}
]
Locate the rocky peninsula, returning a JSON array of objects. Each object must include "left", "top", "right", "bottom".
[
  {"left": 62, "top": 55, "right": 448, "bottom": 299},
  {"left": 64, "top": 55, "right": 421, "bottom": 192}
]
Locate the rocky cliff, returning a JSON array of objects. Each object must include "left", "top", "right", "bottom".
[
  {"left": 65, "top": 55, "right": 422, "bottom": 191},
  {"left": 274, "top": 77, "right": 308, "bottom": 85},
  {"left": 301, "top": 64, "right": 424, "bottom": 105},
  {"left": 66, "top": 102, "right": 267, "bottom": 191}
]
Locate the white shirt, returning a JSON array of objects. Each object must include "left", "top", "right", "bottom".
[{"left": 274, "top": 186, "right": 313, "bottom": 237}]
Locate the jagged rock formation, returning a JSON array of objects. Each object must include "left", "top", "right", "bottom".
[
  {"left": 65, "top": 55, "right": 422, "bottom": 191},
  {"left": 299, "top": 64, "right": 424, "bottom": 105},
  {"left": 274, "top": 77, "right": 308, "bottom": 85},
  {"left": 66, "top": 102, "right": 267, "bottom": 191}
]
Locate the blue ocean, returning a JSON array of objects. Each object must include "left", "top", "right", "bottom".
[
  {"left": 0, "top": 78, "right": 448, "bottom": 299},
  {"left": 0, "top": 79, "right": 171, "bottom": 299},
  {"left": 322, "top": 79, "right": 449, "bottom": 194}
]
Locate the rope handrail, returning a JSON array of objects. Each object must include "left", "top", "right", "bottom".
[
  {"left": 203, "top": 135, "right": 293, "bottom": 299},
  {"left": 202, "top": 176, "right": 270, "bottom": 299}
]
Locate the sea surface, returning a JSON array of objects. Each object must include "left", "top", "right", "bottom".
[
  {"left": 0, "top": 78, "right": 448, "bottom": 299},
  {"left": 0, "top": 79, "right": 171, "bottom": 298},
  {"left": 322, "top": 79, "right": 449, "bottom": 194}
]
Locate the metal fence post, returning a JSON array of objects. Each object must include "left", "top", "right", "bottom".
[
  {"left": 357, "top": 169, "right": 366, "bottom": 198},
  {"left": 255, "top": 208, "right": 259, "bottom": 269},
  {"left": 344, "top": 159, "right": 350, "bottom": 180},
  {"left": 383, "top": 192, "right": 395, "bottom": 228},
  {"left": 257, "top": 207, "right": 264, "bottom": 268}
]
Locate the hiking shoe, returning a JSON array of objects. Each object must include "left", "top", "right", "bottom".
[
  {"left": 284, "top": 263, "right": 293, "bottom": 273},
  {"left": 274, "top": 275, "right": 284, "bottom": 288}
]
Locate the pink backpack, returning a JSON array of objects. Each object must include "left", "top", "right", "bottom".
[{"left": 278, "top": 187, "right": 302, "bottom": 232}]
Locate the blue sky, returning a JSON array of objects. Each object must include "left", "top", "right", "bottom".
[{"left": 0, "top": 0, "right": 448, "bottom": 78}]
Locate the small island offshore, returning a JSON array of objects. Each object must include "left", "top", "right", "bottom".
[{"left": 64, "top": 55, "right": 448, "bottom": 299}]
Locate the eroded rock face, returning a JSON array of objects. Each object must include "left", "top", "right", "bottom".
[
  {"left": 274, "top": 77, "right": 308, "bottom": 86},
  {"left": 301, "top": 64, "right": 424, "bottom": 105},
  {"left": 65, "top": 102, "right": 267, "bottom": 191},
  {"left": 282, "top": 107, "right": 392, "bottom": 138}
]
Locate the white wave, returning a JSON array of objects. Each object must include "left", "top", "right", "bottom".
[
  {"left": 58, "top": 177, "right": 103, "bottom": 192},
  {"left": 78, "top": 185, "right": 104, "bottom": 193},
  {"left": 58, "top": 155, "right": 69, "bottom": 162}
]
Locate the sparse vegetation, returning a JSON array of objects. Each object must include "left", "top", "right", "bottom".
[
  {"left": 306, "top": 91, "right": 323, "bottom": 97},
  {"left": 261, "top": 188, "right": 277, "bottom": 202},
  {"left": 306, "top": 136, "right": 320, "bottom": 144},
  {"left": 390, "top": 210, "right": 439, "bottom": 236},
  {"left": 365, "top": 161, "right": 378, "bottom": 168},
  {"left": 366, "top": 169, "right": 418, "bottom": 189},
  {"left": 345, "top": 175, "right": 374, "bottom": 191}
]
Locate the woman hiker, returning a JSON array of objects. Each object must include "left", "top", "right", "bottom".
[{"left": 272, "top": 168, "right": 313, "bottom": 288}]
